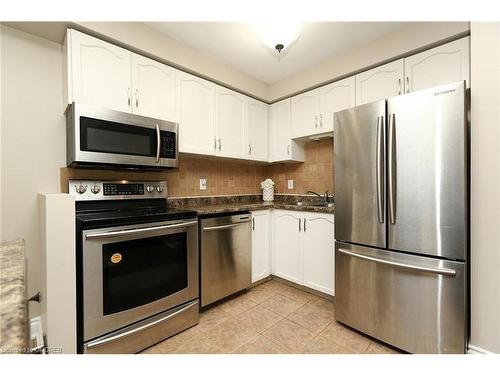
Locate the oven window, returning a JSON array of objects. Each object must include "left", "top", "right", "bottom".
[{"left": 102, "top": 233, "right": 188, "bottom": 315}]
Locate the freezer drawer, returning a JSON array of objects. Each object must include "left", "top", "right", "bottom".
[{"left": 335, "top": 242, "right": 467, "bottom": 354}]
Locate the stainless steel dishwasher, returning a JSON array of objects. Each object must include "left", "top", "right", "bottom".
[{"left": 200, "top": 213, "right": 252, "bottom": 307}]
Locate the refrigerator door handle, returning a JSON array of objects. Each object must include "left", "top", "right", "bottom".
[
  {"left": 376, "top": 115, "right": 385, "bottom": 223},
  {"left": 338, "top": 248, "right": 457, "bottom": 277},
  {"left": 388, "top": 113, "right": 397, "bottom": 225}
]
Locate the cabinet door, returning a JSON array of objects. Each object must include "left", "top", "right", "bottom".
[
  {"left": 291, "top": 89, "right": 319, "bottom": 138},
  {"left": 356, "top": 59, "right": 404, "bottom": 105},
  {"left": 251, "top": 210, "right": 271, "bottom": 283},
  {"left": 246, "top": 99, "right": 268, "bottom": 161},
  {"left": 215, "top": 86, "right": 246, "bottom": 158},
  {"left": 404, "top": 37, "right": 470, "bottom": 93},
  {"left": 319, "top": 77, "right": 356, "bottom": 132},
  {"left": 131, "top": 54, "right": 176, "bottom": 121},
  {"left": 176, "top": 71, "right": 216, "bottom": 155},
  {"left": 269, "top": 99, "right": 291, "bottom": 161},
  {"left": 302, "top": 213, "right": 335, "bottom": 295},
  {"left": 68, "top": 29, "right": 132, "bottom": 112},
  {"left": 273, "top": 210, "right": 302, "bottom": 284}
]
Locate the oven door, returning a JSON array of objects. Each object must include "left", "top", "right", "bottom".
[
  {"left": 67, "top": 102, "right": 178, "bottom": 168},
  {"left": 82, "top": 218, "right": 198, "bottom": 342}
]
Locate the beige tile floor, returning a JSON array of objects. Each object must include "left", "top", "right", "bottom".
[{"left": 140, "top": 279, "right": 404, "bottom": 354}]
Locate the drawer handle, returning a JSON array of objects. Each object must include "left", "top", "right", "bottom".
[{"left": 338, "top": 248, "right": 456, "bottom": 276}]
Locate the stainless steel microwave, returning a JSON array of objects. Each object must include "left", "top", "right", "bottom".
[{"left": 66, "top": 102, "right": 178, "bottom": 169}]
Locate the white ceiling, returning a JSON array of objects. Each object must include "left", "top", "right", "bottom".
[{"left": 146, "top": 22, "right": 411, "bottom": 84}]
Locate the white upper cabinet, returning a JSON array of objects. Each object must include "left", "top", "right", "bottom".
[
  {"left": 269, "top": 99, "right": 305, "bottom": 163},
  {"left": 176, "top": 71, "right": 216, "bottom": 155},
  {"left": 404, "top": 37, "right": 470, "bottom": 93},
  {"left": 131, "top": 54, "right": 176, "bottom": 121},
  {"left": 302, "top": 212, "right": 335, "bottom": 296},
  {"left": 356, "top": 59, "right": 404, "bottom": 105},
  {"left": 273, "top": 210, "right": 303, "bottom": 284},
  {"left": 291, "top": 89, "right": 320, "bottom": 138},
  {"left": 251, "top": 210, "right": 271, "bottom": 283},
  {"left": 319, "top": 77, "right": 356, "bottom": 132},
  {"left": 245, "top": 98, "right": 268, "bottom": 162},
  {"left": 215, "top": 86, "right": 246, "bottom": 159},
  {"left": 65, "top": 29, "right": 132, "bottom": 112}
]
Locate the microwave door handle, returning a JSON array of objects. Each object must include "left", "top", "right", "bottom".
[{"left": 155, "top": 123, "right": 161, "bottom": 163}]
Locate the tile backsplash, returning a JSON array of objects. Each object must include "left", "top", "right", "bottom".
[
  {"left": 61, "top": 138, "right": 334, "bottom": 197},
  {"left": 267, "top": 138, "right": 334, "bottom": 194}
]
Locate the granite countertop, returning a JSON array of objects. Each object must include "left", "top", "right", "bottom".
[
  {"left": 168, "top": 194, "right": 335, "bottom": 216},
  {"left": 0, "top": 239, "right": 29, "bottom": 354}
]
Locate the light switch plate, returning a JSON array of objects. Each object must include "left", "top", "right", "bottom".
[
  {"left": 199, "top": 178, "right": 207, "bottom": 190},
  {"left": 287, "top": 180, "right": 294, "bottom": 189}
]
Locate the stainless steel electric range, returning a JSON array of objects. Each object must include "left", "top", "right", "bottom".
[{"left": 71, "top": 179, "right": 199, "bottom": 354}]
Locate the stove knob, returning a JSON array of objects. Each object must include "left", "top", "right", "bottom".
[
  {"left": 146, "top": 185, "right": 155, "bottom": 193},
  {"left": 156, "top": 185, "right": 164, "bottom": 193},
  {"left": 91, "top": 185, "right": 101, "bottom": 194},
  {"left": 75, "top": 185, "right": 87, "bottom": 194}
]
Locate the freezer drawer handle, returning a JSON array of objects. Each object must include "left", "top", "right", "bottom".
[
  {"left": 338, "top": 248, "right": 456, "bottom": 277},
  {"left": 84, "top": 300, "right": 199, "bottom": 350},
  {"left": 202, "top": 220, "right": 251, "bottom": 231},
  {"left": 85, "top": 220, "right": 198, "bottom": 239}
]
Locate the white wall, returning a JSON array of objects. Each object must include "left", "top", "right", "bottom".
[
  {"left": 0, "top": 26, "right": 66, "bottom": 317},
  {"left": 469, "top": 22, "right": 500, "bottom": 354}
]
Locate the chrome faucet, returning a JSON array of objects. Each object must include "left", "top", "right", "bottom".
[{"left": 307, "top": 190, "right": 335, "bottom": 203}]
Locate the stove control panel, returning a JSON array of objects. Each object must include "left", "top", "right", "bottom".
[{"left": 69, "top": 180, "right": 167, "bottom": 201}]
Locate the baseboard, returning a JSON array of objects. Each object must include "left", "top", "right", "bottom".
[
  {"left": 468, "top": 344, "right": 496, "bottom": 354},
  {"left": 270, "top": 275, "right": 335, "bottom": 301}
]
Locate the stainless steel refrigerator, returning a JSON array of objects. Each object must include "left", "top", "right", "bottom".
[{"left": 333, "top": 81, "right": 468, "bottom": 354}]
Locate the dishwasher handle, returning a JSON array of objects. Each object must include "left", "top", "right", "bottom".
[{"left": 202, "top": 220, "right": 251, "bottom": 232}]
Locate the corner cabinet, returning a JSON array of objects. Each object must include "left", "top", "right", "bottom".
[
  {"left": 215, "top": 86, "right": 246, "bottom": 159},
  {"left": 355, "top": 59, "right": 405, "bottom": 105},
  {"left": 176, "top": 71, "right": 216, "bottom": 155},
  {"left": 272, "top": 210, "right": 335, "bottom": 295},
  {"left": 269, "top": 99, "right": 305, "bottom": 163},
  {"left": 404, "top": 36, "right": 470, "bottom": 93},
  {"left": 64, "top": 29, "right": 132, "bottom": 113},
  {"left": 251, "top": 210, "right": 271, "bottom": 283}
]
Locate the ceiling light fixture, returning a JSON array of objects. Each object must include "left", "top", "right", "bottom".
[{"left": 252, "top": 22, "right": 301, "bottom": 55}]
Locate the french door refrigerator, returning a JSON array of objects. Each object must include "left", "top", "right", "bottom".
[{"left": 334, "top": 81, "right": 468, "bottom": 354}]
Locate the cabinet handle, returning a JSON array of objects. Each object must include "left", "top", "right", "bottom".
[
  {"left": 315, "top": 115, "right": 318, "bottom": 128},
  {"left": 299, "top": 218, "right": 302, "bottom": 232},
  {"left": 319, "top": 114, "right": 323, "bottom": 127},
  {"left": 398, "top": 78, "right": 401, "bottom": 95},
  {"left": 135, "top": 89, "right": 139, "bottom": 108},
  {"left": 218, "top": 138, "right": 221, "bottom": 151},
  {"left": 213, "top": 138, "right": 217, "bottom": 150},
  {"left": 252, "top": 217, "right": 255, "bottom": 231},
  {"left": 249, "top": 144, "right": 252, "bottom": 155},
  {"left": 127, "top": 88, "right": 131, "bottom": 107},
  {"left": 287, "top": 144, "right": 290, "bottom": 155},
  {"left": 406, "top": 76, "right": 410, "bottom": 93},
  {"left": 304, "top": 218, "right": 307, "bottom": 232}
]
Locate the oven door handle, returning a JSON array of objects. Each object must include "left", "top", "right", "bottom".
[
  {"left": 84, "top": 300, "right": 199, "bottom": 351},
  {"left": 85, "top": 220, "right": 198, "bottom": 240}
]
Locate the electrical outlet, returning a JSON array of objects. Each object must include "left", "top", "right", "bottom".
[
  {"left": 199, "top": 178, "right": 207, "bottom": 190},
  {"left": 287, "top": 180, "right": 294, "bottom": 189}
]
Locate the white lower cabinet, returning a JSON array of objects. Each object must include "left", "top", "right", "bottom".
[
  {"left": 272, "top": 210, "right": 303, "bottom": 284},
  {"left": 251, "top": 210, "right": 271, "bottom": 283},
  {"left": 271, "top": 209, "right": 335, "bottom": 295},
  {"left": 302, "top": 212, "right": 335, "bottom": 295}
]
